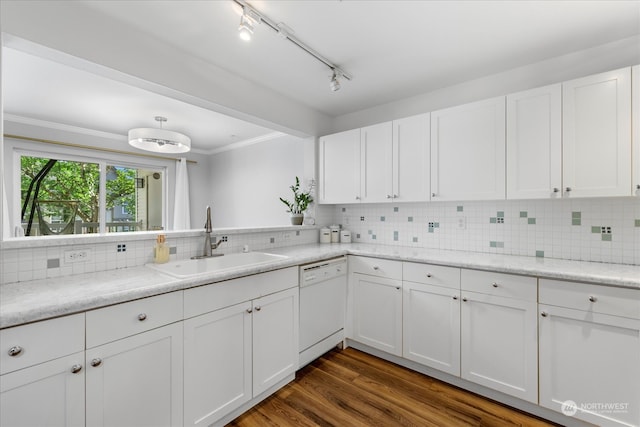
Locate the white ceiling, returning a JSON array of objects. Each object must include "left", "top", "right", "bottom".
[{"left": 2, "top": 0, "right": 640, "bottom": 152}]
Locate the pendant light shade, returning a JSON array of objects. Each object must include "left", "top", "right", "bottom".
[{"left": 128, "top": 116, "right": 191, "bottom": 153}]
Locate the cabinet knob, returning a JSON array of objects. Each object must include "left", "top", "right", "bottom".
[
  {"left": 246, "top": 308, "right": 253, "bottom": 313},
  {"left": 426, "top": 273, "right": 432, "bottom": 278},
  {"left": 8, "top": 346, "right": 23, "bottom": 357},
  {"left": 393, "top": 194, "right": 398, "bottom": 199},
  {"left": 540, "top": 312, "right": 548, "bottom": 317},
  {"left": 462, "top": 297, "right": 468, "bottom": 302},
  {"left": 589, "top": 296, "right": 597, "bottom": 303},
  {"left": 565, "top": 187, "right": 572, "bottom": 192},
  {"left": 91, "top": 358, "right": 102, "bottom": 367},
  {"left": 373, "top": 266, "right": 380, "bottom": 270},
  {"left": 396, "top": 286, "right": 401, "bottom": 290},
  {"left": 553, "top": 188, "right": 560, "bottom": 193},
  {"left": 386, "top": 195, "right": 392, "bottom": 199},
  {"left": 138, "top": 313, "right": 147, "bottom": 321},
  {"left": 71, "top": 364, "right": 83, "bottom": 374},
  {"left": 355, "top": 196, "right": 361, "bottom": 200},
  {"left": 636, "top": 184, "right": 640, "bottom": 190},
  {"left": 431, "top": 193, "right": 436, "bottom": 197},
  {"left": 452, "top": 296, "right": 458, "bottom": 300},
  {"left": 255, "top": 306, "right": 262, "bottom": 311},
  {"left": 492, "top": 282, "right": 498, "bottom": 288}
]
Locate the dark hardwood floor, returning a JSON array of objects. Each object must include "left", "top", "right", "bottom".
[{"left": 228, "top": 347, "right": 559, "bottom": 427}]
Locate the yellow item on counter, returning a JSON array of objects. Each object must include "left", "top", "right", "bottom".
[{"left": 154, "top": 234, "right": 170, "bottom": 264}]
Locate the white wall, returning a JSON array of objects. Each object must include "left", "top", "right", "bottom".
[
  {"left": 331, "top": 36, "right": 640, "bottom": 132},
  {"left": 208, "top": 135, "right": 320, "bottom": 228}
]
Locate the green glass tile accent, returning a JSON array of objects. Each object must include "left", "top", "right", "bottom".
[
  {"left": 342, "top": 207, "right": 346, "bottom": 212},
  {"left": 393, "top": 207, "right": 399, "bottom": 212},
  {"left": 368, "top": 230, "right": 372, "bottom": 235},
  {"left": 497, "top": 211, "right": 504, "bottom": 218},
  {"left": 490, "top": 217, "right": 497, "bottom": 224},
  {"left": 428, "top": 228, "right": 434, "bottom": 233},
  {"left": 497, "top": 242, "right": 504, "bottom": 248},
  {"left": 591, "top": 226, "right": 601, "bottom": 233},
  {"left": 536, "top": 250, "right": 544, "bottom": 258},
  {"left": 572, "top": 218, "right": 581, "bottom": 226},
  {"left": 457, "top": 206, "right": 463, "bottom": 212},
  {"left": 380, "top": 216, "right": 385, "bottom": 221},
  {"left": 434, "top": 222, "right": 440, "bottom": 228},
  {"left": 412, "top": 237, "right": 418, "bottom": 242},
  {"left": 408, "top": 216, "right": 413, "bottom": 222},
  {"left": 572, "top": 211, "right": 581, "bottom": 219},
  {"left": 372, "top": 235, "right": 377, "bottom": 240},
  {"left": 490, "top": 241, "right": 497, "bottom": 248},
  {"left": 528, "top": 218, "right": 536, "bottom": 225},
  {"left": 356, "top": 234, "right": 361, "bottom": 239},
  {"left": 601, "top": 234, "right": 612, "bottom": 242},
  {"left": 393, "top": 231, "right": 399, "bottom": 241},
  {"left": 635, "top": 219, "right": 640, "bottom": 227},
  {"left": 520, "top": 211, "right": 528, "bottom": 218}
]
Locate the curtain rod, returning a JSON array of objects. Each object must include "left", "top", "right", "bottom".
[{"left": 3, "top": 134, "right": 198, "bottom": 164}]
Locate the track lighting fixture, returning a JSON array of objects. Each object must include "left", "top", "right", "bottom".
[
  {"left": 330, "top": 70, "right": 341, "bottom": 92},
  {"left": 238, "top": 12, "right": 255, "bottom": 41},
  {"left": 232, "top": 0, "right": 352, "bottom": 92}
]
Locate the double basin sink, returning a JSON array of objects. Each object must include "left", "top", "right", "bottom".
[{"left": 146, "top": 252, "right": 288, "bottom": 278}]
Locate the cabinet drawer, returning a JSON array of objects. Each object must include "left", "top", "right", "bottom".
[
  {"left": 461, "top": 269, "right": 537, "bottom": 301},
  {"left": 403, "top": 262, "right": 460, "bottom": 289},
  {"left": 86, "top": 291, "right": 183, "bottom": 348},
  {"left": 184, "top": 267, "right": 298, "bottom": 318},
  {"left": 349, "top": 256, "right": 402, "bottom": 280},
  {"left": 540, "top": 279, "right": 640, "bottom": 319},
  {"left": 0, "top": 313, "right": 85, "bottom": 375}
]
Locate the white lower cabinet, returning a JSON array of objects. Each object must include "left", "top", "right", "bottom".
[
  {"left": 539, "top": 279, "right": 640, "bottom": 427},
  {"left": 85, "top": 322, "right": 184, "bottom": 427},
  {"left": 350, "top": 273, "right": 403, "bottom": 356},
  {"left": 1, "top": 352, "right": 85, "bottom": 427},
  {"left": 183, "top": 268, "right": 299, "bottom": 427},
  {"left": 403, "top": 281, "right": 460, "bottom": 376},
  {"left": 460, "top": 270, "right": 538, "bottom": 404}
]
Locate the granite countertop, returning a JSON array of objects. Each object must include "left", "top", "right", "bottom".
[{"left": 2, "top": 243, "right": 639, "bottom": 329}]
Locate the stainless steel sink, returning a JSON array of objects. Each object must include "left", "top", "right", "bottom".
[{"left": 146, "top": 252, "right": 288, "bottom": 278}]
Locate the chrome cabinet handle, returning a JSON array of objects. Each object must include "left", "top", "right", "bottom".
[
  {"left": 246, "top": 308, "right": 253, "bottom": 313},
  {"left": 541, "top": 312, "right": 548, "bottom": 317},
  {"left": 71, "top": 364, "right": 82, "bottom": 374},
  {"left": 492, "top": 282, "right": 498, "bottom": 288},
  {"left": 255, "top": 306, "right": 261, "bottom": 311},
  {"left": 91, "top": 358, "right": 102, "bottom": 367},
  {"left": 8, "top": 346, "right": 23, "bottom": 357},
  {"left": 138, "top": 313, "right": 147, "bottom": 321},
  {"left": 589, "top": 296, "right": 597, "bottom": 303}
]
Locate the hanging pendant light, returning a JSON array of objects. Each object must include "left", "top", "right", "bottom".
[{"left": 128, "top": 116, "right": 191, "bottom": 153}]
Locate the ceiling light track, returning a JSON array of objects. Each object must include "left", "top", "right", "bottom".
[{"left": 232, "top": 0, "right": 352, "bottom": 82}]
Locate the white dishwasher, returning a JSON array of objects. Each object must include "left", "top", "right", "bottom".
[{"left": 299, "top": 257, "right": 347, "bottom": 367}]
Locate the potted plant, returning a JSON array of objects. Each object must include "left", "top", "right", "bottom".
[{"left": 279, "top": 176, "right": 313, "bottom": 225}]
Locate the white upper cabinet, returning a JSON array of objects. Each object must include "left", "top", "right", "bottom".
[
  {"left": 431, "top": 97, "right": 506, "bottom": 201},
  {"left": 318, "top": 128, "right": 361, "bottom": 204},
  {"left": 562, "top": 67, "right": 632, "bottom": 197},
  {"left": 360, "top": 122, "right": 393, "bottom": 203},
  {"left": 393, "top": 113, "right": 431, "bottom": 202},
  {"left": 507, "top": 84, "right": 562, "bottom": 199},
  {"left": 633, "top": 65, "right": 640, "bottom": 196}
]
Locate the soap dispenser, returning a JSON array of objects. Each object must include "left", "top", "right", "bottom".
[{"left": 154, "top": 234, "right": 170, "bottom": 264}]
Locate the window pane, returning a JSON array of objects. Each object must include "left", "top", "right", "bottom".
[
  {"left": 106, "top": 165, "right": 163, "bottom": 233},
  {"left": 21, "top": 156, "right": 100, "bottom": 236}
]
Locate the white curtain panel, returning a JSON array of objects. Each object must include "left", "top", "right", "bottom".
[{"left": 173, "top": 157, "right": 191, "bottom": 230}]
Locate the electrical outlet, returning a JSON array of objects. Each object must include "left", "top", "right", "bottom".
[
  {"left": 457, "top": 217, "right": 467, "bottom": 230},
  {"left": 64, "top": 249, "right": 93, "bottom": 264}
]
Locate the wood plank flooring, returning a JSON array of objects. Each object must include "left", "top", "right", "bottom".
[{"left": 228, "top": 348, "right": 559, "bottom": 427}]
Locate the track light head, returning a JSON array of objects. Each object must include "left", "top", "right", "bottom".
[
  {"left": 238, "top": 13, "right": 255, "bottom": 41},
  {"left": 330, "top": 70, "right": 341, "bottom": 92}
]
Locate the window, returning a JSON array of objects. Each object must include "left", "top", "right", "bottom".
[{"left": 19, "top": 154, "right": 165, "bottom": 237}]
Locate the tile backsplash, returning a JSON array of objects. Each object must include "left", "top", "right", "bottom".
[
  {"left": 334, "top": 197, "right": 640, "bottom": 265},
  {"left": 0, "top": 227, "right": 318, "bottom": 285}
]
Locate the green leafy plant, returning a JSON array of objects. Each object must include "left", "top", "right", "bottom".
[{"left": 279, "top": 176, "right": 313, "bottom": 215}]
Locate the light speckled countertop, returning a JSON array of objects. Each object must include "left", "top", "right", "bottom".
[{"left": 2, "top": 243, "right": 639, "bottom": 329}]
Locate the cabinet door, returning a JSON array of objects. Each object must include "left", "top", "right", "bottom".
[
  {"left": 460, "top": 292, "right": 537, "bottom": 403},
  {"left": 431, "top": 97, "right": 506, "bottom": 201},
  {"left": 393, "top": 113, "right": 430, "bottom": 202},
  {"left": 318, "top": 128, "right": 361, "bottom": 204},
  {"left": 563, "top": 67, "right": 632, "bottom": 197},
  {"left": 86, "top": 322, "right": 183, "bottom": 427},
  {"left": 403, "top": 281, "right": 460, "bottom": 376},
  {"left": 1, "top": 352, "right": 85, "bottom": 427},
  {"left": 360, "top": 121, "right": 393, "bottom": 203},
  {"left": 633, "top": 65, "right": 640, "bottom": 196},
  {"left": 539, "top": 305, "right": 640, "bottom": 427},
  {"left": 183, "top": 302, "right": 252, "bottom": 427},
  {"left": 351, "top": 273, "right": 403, "bottom": 356},
  {"left": 506, "top": 84, "right": 562, "bottom": 199},
  {"left": 252, "top": 287, "right": 299, "bottom": 396}
]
